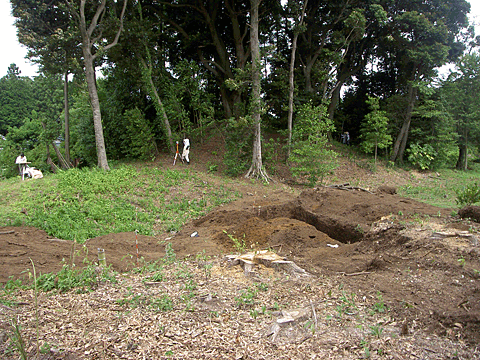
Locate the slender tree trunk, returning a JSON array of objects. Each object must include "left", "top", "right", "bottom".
[
  {"left": 64, "top": 71, "right": 70, "bottom": 165},
  {"left": 140, "top": 59, "right": 174, "bottom": 153},
  {"left": 391, "top": 83, "right": 417, "bottom": 163},
  {"left": 52, "top": 141, "right": 71, "bottom": 169},
  {"left": 456, "top": 127, "right": 468, "bottom": 170},
  {"left": 137, "top": 3, "right": 174, "bottom": 153},
  {"left": 83, "top": 52, "right": 110, "bottom": 170},
  {"left": 245, "top": 0, "right": 268, "bottom": 182},
  {"left": 74, "top": 0, "right": 127, "bottom": 170},
  {"left": 287, "top": 0, "right": 308, "bottom": 159},
  {"left": 456, "top": 144, "right": 466, "bottom": 170}
]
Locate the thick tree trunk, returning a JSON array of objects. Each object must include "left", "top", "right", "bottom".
[
  {"left": 245, "top": 0, "right": 268, "bottom": 182},
  {"left": 64, "top": 71, "right": 70, "bottom": 165},
  {"left": 391, "top": 83, "right": 417, "bottom": 163}
]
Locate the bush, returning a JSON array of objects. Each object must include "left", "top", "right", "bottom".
[
  {"left": 407, "top": 143, "right": 436, "bottom": 170},
  {"left": 288, "top": 102, "right": 338, "bottom": 186},
  {"left": 223, "top": 117, "right": 252, "bottom": 177},
  {"left": 455, "top": 182, "right": 480, "bottom": 207}
]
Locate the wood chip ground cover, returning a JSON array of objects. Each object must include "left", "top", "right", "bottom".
[{"left": 1, "top": 258, "right": 476, "bottom": 359}]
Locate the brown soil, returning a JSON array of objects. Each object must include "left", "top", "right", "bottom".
[{"left": 1, "top": 146, "right": 480, "bottom": 359}]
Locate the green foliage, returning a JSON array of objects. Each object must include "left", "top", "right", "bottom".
[
  {"left": 223, "top": 117, "right": 252, "bottom": 177},
  {"left": 171, "top": 60, "right": 216, "bottom": 139},
  {"left": 370, "top": 291, "right": 386, "bottom": 314},
  {"left": 0, "top": 69, "right": 35, "bottom": 134},
  {"left": 369, "top": 325, "right": 384, "bottom": 338},
  {"left": 116, "top": 291, "right": 148, "bottom": 309},
  {"left": 360, "top": 96, "right": 392, "bottom": 161},
  {"left": 9, "top": 316, "right": 27, "bottom": 360},
  {"left": 0, "top": 74, "right": 64, "bottom": 177},
  {"left": 407, "top": 143, "right": 437, "bottom": 170},
  {"left": 206, "top": 161, "right": 218, "bottom": 173},
  {"left": 163, "top": 243, "right": 177, "bottom": 265},
  {"left": 150, "top": 295, "right": 174, "bottom": 312},
  {"left": 262, "top": 136, "right": 285, "bottom": 174},
  {"left": 34, "top": 264, "right": 117, "bottom": 293},
  {"left": 288, "top": 102, "right": 338, "bottom": 186},
  {"left": 68, "top": 84, "right": 97, "bottom": 166},
  {"left": 439, "top": 53, "right": 480, "bottom": 170},
  {"left": 223, "top": 230, "right": 246, "bottom": 252},
  {"left": 235, "top": 286, "right": 257, "bottom": 308},
  {"left": 146, "top": 271, "right": 164, "bottom": 282},
  {"left": 411, "top": 98, "right": 458, "bottom": 169},
  {"left": 455, "top": 182, "right": 480, "bottom": 207},
  {"left": 121, "top": 108, "right": 157, "bottom": 160},
  {"left": 336, "top": 290, "right": 357, "bottom": 318}
]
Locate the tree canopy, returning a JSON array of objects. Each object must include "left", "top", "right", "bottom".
[{"left": 1, "top": 0, "right": 478, "bottom": 180}]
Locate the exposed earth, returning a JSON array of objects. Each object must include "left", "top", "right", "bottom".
[{"left": 1, "top": 147, "right": 480, "bottom": 359}]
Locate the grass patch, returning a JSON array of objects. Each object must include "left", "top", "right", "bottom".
[
  {"left": 398, "top": 168, "right": 480, "bottom": 208},
  {"left": 0, "top": 164, "right": 239, "bottom": 242}
]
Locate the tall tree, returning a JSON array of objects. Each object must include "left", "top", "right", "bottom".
[
  {"left": 286, "top": 0, "right": 308, "bottom": 158},
  {"left": 442, "top": 53, "right": 480, "bottom": 170},
  {"left": 0, "top": 64, "right": 35, "bottom": 135},
  {"left": 384, "top": 0, "right": 470, "bottom": 163},
  {"left": 156, "top": 0, "right": 281, "bottom": 121},
  {"left": 360, "top": 96, "right": 392, "bottom": 165},
  {"left": 11, "top": 0, "right": 82, "bottom": 166},
  {"left": 136, "top": 2, "right": 174, "bottom": 153},
  {"left": 245, "top": 0, "right": 268, "bottom": 181},
  {"left": 66, "top": 0, "right": 127, "bottom": 170}
]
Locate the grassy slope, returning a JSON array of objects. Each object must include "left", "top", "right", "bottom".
[{"left": 0, "top": 165, "right": 240, "bottom": 242}]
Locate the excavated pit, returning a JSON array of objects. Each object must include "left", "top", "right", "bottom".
[{"left": 196, "top": 187, "right": 449, "bottom": 250}]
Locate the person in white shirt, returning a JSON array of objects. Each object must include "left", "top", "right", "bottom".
[
  {"left": 182, "top": 138, "right": 190, "bottom": 164},
  {"left": 15, "top": 153, "right": 27, "bottom": 176}
]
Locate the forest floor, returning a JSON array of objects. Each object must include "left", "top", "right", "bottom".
[{"left": 1, "top": 142, "right": 479, "bottom": 359}]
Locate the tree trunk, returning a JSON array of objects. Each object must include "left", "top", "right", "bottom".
[
  {"left": 456, "top": 144, "right": 466, "bottom": 170},
  {"left": 74, "top": 0, "right": 127, "bottom": 170},
  {"left": 287, "top": 0, "right": 308, "bottom": 159},
  {"left": 391, "top": 83, "right": 417, "bottom": 163},
  {"left": 83, "top": 52, "right": 110, "bottom": 170},
  {"left": 245, "top": 0, "right": 268, "bottom": 182},
  {"left": 456, "top": 127, "right": 468, "bottom": 170},
  {"left": 52, "top": 140, "right": 71, "bottom": 169},
  {"left": 140, "top": 58, "right": 174, "bottom": 153},
  {"left": 64, "top": 71, "right": 70, "bottom": 165},
  {"left": 137, "top": 3, "right": 174, "bottom": 153}
]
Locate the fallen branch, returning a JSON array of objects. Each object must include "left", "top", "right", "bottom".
[
  {"left": 0, "top": 230, "right": 15, "bottom": 235},
  {"left": 322, "top": 183, "right": 374, "bottom": 194},
  {"left": 338, "top": 271, "right": 372, "bottom": 276}
]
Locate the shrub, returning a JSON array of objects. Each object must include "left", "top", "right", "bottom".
[
  {"left": 455, "top": 182, "right": 480, "bottom": 207},
  {"left": 407, "top": 143, "right": 436, "bottom": 170},
  {"left": 288, "top": 102, "right": 338, "bottom": 186}
]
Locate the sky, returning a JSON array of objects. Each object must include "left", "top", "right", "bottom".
[{"left": 0, "top": 0, "right": 480, "bottom": 79}]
